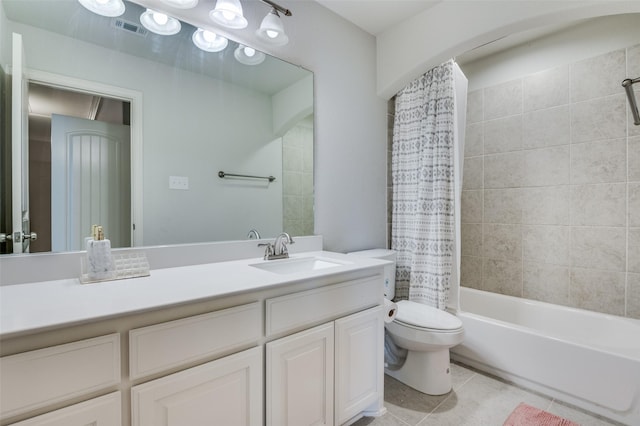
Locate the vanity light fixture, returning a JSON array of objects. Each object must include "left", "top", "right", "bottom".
[
  {"left": 78, "top": 0, "right": 125, "bottom": 17},
  {"left": 209, "top": 0, "right": 248, "bottom": 29},
  {"left": 234, "top": 44, "right": 265, "bottom": 65},
  {"left": 159, "top": 0, "right": 199, "bottom": 9},
  {"left": 140, "top": 8, "right": 181, "bottom": 35},
  {"left": 256, "top": 8, "right": 289, "bottom": 46},
  {"left": 192, "top": 29, "right": 228, "bottom": 52}
]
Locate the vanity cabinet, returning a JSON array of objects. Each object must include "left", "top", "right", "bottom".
[
  {"left": 265, "top": 276, "right": 384, "bottom": 426},
  {"left": 0, "top": 260, "right": 386, "bottom": 426},
  {"left": 266, "top": 307, "right": 384, "bottom": 426}
]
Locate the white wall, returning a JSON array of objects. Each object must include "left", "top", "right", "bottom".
[
  {"left": 279, "top": 2, "right": 388, "bottom": 252},
  {"left": 272, "top": 74, "right": 313, "bottom": 137},
  {"left": 376, "top": 1, "right": 640, "bottom": 99}
]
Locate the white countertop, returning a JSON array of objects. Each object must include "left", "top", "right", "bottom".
[{"left": 0, "top": 251, "right": 388, "bottom": 338}]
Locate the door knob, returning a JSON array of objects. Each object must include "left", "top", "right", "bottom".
[
  {"left": 24, "top": 232, "right": 37, "bottom": 241},
  {"left": 0, "top": 231, "right": 37, "bottom": 243}
]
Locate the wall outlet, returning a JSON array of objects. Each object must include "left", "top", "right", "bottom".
[{"left": 169, "top": 176, "right": 189, "bottom": 190}]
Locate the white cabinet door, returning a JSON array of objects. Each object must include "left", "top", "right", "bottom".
[
  {"left": 9, "top": 392, "right": 121, "bottom": 426},
  {"left": 266, "top": 323, "right": 334, "bottom": 426},
  {"left": 335, "top": 306, "right": 384, "bottom": 425},
  {"left": 131, "top": 346, "right": 262, "bottom": 426}
]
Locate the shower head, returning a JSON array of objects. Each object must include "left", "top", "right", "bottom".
[{"left": 622, "top": 78, "right": 640, "bottom": 126}]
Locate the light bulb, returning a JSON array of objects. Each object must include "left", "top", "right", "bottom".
[
  {"left": 159, "top": 0, "right": 198, "bottom": 9},
  {"left": 193, "top": 28, "right": 228, "bottom": 52},
  {"left": 203, "top": 30, "right": 217, "bottom": 42},
  {"left": 256, "top": 8, "right": 288, "bottom": 46},
  {"left": 79, "top": 0, "right": 125, "bottom": 17},
  {"left": 234, "top": 44, "right": 265, "bottom": 65},
  {"left": 140, "top": 8, "right": 181, "bottom": 35},
  {"left": 209, "top": 0, "right": 247, "bottom": 29},
  {"left": 153, "top": 12, "right": 169, "bottom": 25}
]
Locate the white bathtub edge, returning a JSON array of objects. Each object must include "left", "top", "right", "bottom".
[{"left": 453, "top": 288, "right": 640, "bottom": 426}]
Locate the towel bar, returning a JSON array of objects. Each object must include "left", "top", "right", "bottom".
[{"left": 218, "top": 171, "right": 276, "bottom": 182}]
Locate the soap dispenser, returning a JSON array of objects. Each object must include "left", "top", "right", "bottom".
[{"left": 86, "top": 225, "right": 115, "bottom": 280}]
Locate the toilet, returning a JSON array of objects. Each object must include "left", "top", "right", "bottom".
[{"left": 348, "top": 249, "right": 464, "bottom": 396}]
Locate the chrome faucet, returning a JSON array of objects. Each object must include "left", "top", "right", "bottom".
[
  {"left": 247, "top": 229, "right": 261, "bottom": 239},
  {"left": 274, "top": 232, "right": 294, "bottom": 257},
  {"left": 258, "top": 232, "right": 295, "bottom": 260}
]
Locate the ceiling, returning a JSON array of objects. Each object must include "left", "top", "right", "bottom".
[
  {"left": 312, "top": 0, "right": 601, "bottom": 66},
  {"left": 28, "top": 83, "right": 128, "bottom": 142},
  {"left": 313, "top": 0, "right": 441, "bottom": 35}
]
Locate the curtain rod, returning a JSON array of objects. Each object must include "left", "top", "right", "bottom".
[{"left": 623, "top": 77, "right": 640, "bottom": 126}]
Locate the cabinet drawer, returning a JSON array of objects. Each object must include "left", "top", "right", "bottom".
[
  {"left": 9, "top": 392, "right": 121, "bottom": 426},
  {"left": 265, "top": 275, "right": 382, "bottom": 337},
  {"left": 0, "top": 334, "right": 120, "bottom": 420},
  {"left": 129, "top": 302, "right": 261, "bottom": 380}
]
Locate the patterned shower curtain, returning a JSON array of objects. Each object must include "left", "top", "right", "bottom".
[{"left": 391, "top": 59, "right": 456, "bottom": 309}]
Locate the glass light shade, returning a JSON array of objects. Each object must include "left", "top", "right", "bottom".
[
  {"left": 78, "top": 0, "right": 125, "bottom": 17},
  {"left": 159, "top": 0, "right": 198, "bottom": 9},
  {"left": 192, "top": 29, "right": 228, "bottom": 52},
  {"left": 209, "top": 0, "right": 247, "bottom": 29},
  {"left": 234, "top": 45, "right": 265, "bottom": 66},
  {"left": 140, "top": 9, "right": 181, "bottom": 35},
  {"left": 256, "top": 9, "right": 288, "bottom": 46}
]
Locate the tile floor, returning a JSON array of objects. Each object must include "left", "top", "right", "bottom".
[{"left": 353, "top": 362, "right": 622, "bottom": 426}]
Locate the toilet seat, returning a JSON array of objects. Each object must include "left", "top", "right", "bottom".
[{"left": 394, "top": 300, "right": 462, "bottom": 331}]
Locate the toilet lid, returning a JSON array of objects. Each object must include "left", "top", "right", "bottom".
[{"left": 394, "top": 300, "right": 462, "bottom": 330}]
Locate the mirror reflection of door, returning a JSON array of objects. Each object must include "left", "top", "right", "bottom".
[
  {"left": 9, "top": 32, "right": 30, "bottom": 254},
  {"left": 51, "top": 114, "right": 131, "bottom": 252},
  {"left": 28, "top": 83, "right": 131, "bottom": 252}
]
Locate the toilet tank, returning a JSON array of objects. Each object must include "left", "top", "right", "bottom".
[{"left": 347, "top": 249, "right": 396, "bottom": 300}]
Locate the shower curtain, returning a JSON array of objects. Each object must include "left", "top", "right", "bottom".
[{"left": 391, "top": 59, "right": 458, "bottom": 310}]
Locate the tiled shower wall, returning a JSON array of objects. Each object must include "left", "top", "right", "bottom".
[
  {"left": 283, "top": 119, "right": 314, "bottom": 236},
  {"left": 460, "top": 44, "right": 640, "bottom": 319}
]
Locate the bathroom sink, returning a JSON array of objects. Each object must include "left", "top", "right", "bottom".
[{"left": 250, "top": 257, "right": 348, "bottom": 275}]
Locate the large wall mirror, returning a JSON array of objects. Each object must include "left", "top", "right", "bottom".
[{"left": 0, "top": 0, "right": 313, "bottom": 255}]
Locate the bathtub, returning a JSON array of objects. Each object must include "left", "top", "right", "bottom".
[{"left": 451, "top": 287, "right": 640, "bottom": 425}]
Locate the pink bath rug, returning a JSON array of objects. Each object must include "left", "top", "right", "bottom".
[{"left": 503, "top": 403, "right": 580, "bottom": 426}]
